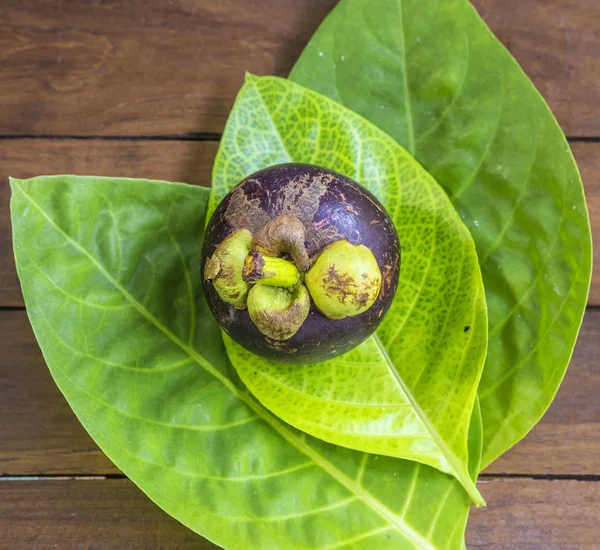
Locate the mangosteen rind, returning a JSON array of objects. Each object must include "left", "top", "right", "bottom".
[{"left": 201, "top": 163, "right": 401, "bottom": 364}]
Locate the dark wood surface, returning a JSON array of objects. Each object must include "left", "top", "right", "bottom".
[
  {"left": 1, "top": 0, "right": 598, "bottom": 136},
  {"left": 1, "top": 140, "right": 599, "bottom": 307},
  {"left": 0, "top": 479, "right": 597, "bottom": 550},
  {"left": 0, "top": 480, "right": 212, "bottom": 549},
  {"left": 1, "top": 0, "right": 598, "bottom": 548}
]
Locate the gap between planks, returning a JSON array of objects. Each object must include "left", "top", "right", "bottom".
[
  {"left": 0, "top": 135, "right": 596, "bottom": 143},
  {"left": 0, "top": 474, "right": 126, "bottom": 481},
  {"left": 0, "top": 134, "right": 222, "bottom": 142},
  {"left": 2, "top": 474, "right": 599, "bottom": 482}
]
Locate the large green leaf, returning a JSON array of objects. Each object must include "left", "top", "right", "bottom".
[
  {"left": 211, "top": 75, "right": 487, "bottom": 505},
  {"left": 290, "top": 0, "right": 592, "bottom": 467},
  {"left": 11, "top": 175, "right": 475, "bottom": 549}
]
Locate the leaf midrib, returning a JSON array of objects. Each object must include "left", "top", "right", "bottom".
[
  {"left": 15, "top": 183, "right": 435, "bottom": 550},
  {"left": 372, "top": 334, "right": 484, "bottom": 507},
  {"left": 223, "top": 76, "right": 483, "bottom": 507}
]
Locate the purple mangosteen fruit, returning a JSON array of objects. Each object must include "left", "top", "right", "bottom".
[{"left": 201, "top": 163, "right": 400, "bottom": 364}]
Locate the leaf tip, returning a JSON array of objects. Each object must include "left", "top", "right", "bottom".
[
  {"left": 244, "top": 72, "right": 258, "bottom": 84},
  {"left": 474, "top": 498, "right": 487, "bottom": 509}
]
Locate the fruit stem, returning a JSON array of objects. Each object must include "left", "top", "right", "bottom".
[
  {"left": 253, "top": 214, "right": 310, "bottom": 272},
  {"left": 243, "top": 251, "right": 300, "bottom": 288}
]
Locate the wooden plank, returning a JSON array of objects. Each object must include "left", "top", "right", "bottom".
[
  {"left": 0, "top": 0, "right": 598, "bottom": 137},
  {"left": 577, "top": 142, "right": 600, "bottom": 305},
  {"left": 0, "top": 478, "right": 597, "bottom": 549},
  {"left": 0, "top": 140, "right": 598, "bottom": 307},
  {"left": 1, "top": 307, "right": 598, "bottom": 476},
  {"left": 0, "top": 0, "right": 338, "bottom": 136},
  {"left": 0, "top": 139, "right": 217, "bottom": 307},
  {"left": 0, "top": 479, "right": 213, "bottom": 549},
  {"left": 467, "top": 478, "right": 600, "bottom": 549}
]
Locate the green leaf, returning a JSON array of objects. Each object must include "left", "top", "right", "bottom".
[
  {"left": 461, "top": 397, "right": 482, "bottom": 547},
  {"left": 290, "top": 0, "right": 592, "bottom": 467},
  {"left": 211, "top": 75, "right": 487, "bottom": 505},
  {"left": 11, "top": 175, "right": 474, "bottom": 549},
  {"left": 467, "top": 397, "right": 483, "bottom": 482}
]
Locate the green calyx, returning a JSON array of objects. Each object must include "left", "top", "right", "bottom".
[
  {"left": 205, "top": 216, "right": 382, "bottom": 340},
  {"left": 305, "top": 239, "right": 382, "bottom": 320},
  {"left": 204, "top": 228, "right": 253, "bottom": 308},
  {"left": 247, "top": 283, "right": 311, "bottom": 341}
]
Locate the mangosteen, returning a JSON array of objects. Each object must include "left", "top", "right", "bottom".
[{"left": 201, "top": 163, "right": 400, "bottom": 364}]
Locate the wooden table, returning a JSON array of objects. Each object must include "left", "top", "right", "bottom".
[{"left": 1, "top": 1, "right": 598, "bottom": 548}]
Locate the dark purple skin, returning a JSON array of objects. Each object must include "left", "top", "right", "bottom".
[{"left": 201, "top": 163, "right": 400, "bottom": 364}]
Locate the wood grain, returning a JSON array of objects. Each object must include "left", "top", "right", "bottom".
[
  {"left": 0, "top": 0, "right": 598, "bottom": 137},
  {"left": 0, "top": 139, "right": 217, "bottom": 307},
  {"left": 0, "top": 478, "right": 597, "bottom": 549},
  {"left": 0, "top": 0, "right": 338, "bottom": 136},
  {"left": 467, "top": 478, "right": 600, "bottom": 549},
  {"left": 1, "top": 140, "right": 598, "bottom": 307},
  {"left": 577, "top": 142, "right": 600, "bottom": 305},
  {"left": 1, "top": 306, "right": 598, "bottom": 476},
  {"left": 0, "top": 479, "right": 212, "bottom": 549},
  {"left": 1, "top": 0, "right": 597, "bottom": 547}
]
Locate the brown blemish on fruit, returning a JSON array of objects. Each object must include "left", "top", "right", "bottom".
[
  {"left": 278, "top": 172, "right": 345, "bottom": 256},
  {"left": 380, "top": 264, "right": 394, "bottom": 299},
  {"left": 223, "top": 171, "right": 345, "bottom": 258},
  {"left": 277, "top": 172, "right": 331, "bottom": 215},
  {"left": 379, "top": 251, "right": 400, "bottom": 301},
  {"left": 204, "top": 256, "right": 221, "bottom": 280},
  {"left": 265, "top": 338, "right": 299, "bottom": 353},
  {"left": 223, "top": 184, "right": 272, "bottom": 234},
  {"left": 323, "top": 267, "right": 353, "bottom": 304},
  {"left": 349, "top": 185, "right": 385, "bottom": 211},
  {"left": 248, "top": 284, "right": 311, "bottom": 341},
  {"left": 356, "top": 292, "right": 370, "bottom": 309},
  {"left": 254, "top": 300, "right": 306, "bottom": 340},
  {"left": 345, "top": 204, "right": 360, "bottom": 215},
  {"left": 242, "top": 251, "right": 265, "bottom": 282},
  {"left": 322, "top": 266, "right": 379, "bottom": 310},
  {"left": 336, "top": 189, "right": 360, "bottom": 216}
]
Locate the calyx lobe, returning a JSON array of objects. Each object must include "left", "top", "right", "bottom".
[{"left": 205, "top": 214, "right": 382, "bottom": 340}]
